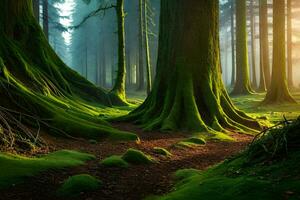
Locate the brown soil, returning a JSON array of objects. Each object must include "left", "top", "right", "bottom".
[{"left": 0, "top": 123, "right": 253, "bottom": 200}]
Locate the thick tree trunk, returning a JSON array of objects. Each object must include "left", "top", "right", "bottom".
[
  {"left": 123, "top": 0, "right": 261, "bottom": 136},
  {"left": 250, "top": 0, "right": 257, "bottom": 89},
  {"left": 110, "top": 0, "right": 127, "bottom": 105},
  {"left": 231, "top": 0, "right": 254, "bottom": 95},
  {"left": 258, "top": 0, "right": 270, "bottom": 91},
  {"left": 287, "top": 0, "right": 294, "bottom": 88},
  {"left": 262, "top": 0, "right": 296, "bottom": 104},
  {"left": 42, "top": 0, "right": 48, "bottom": 40},
  {"left": 230, "top": 0, "right": 236, "bottom": 87},
  {"left": 144, "top": 0, "right": 152, "bottom": 95},
  {"left": 137, "top": 0, "right": 145, "bottom": 91}
]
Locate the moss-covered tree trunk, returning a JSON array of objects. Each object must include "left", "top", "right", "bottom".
[
  {"left": 109, "top": 0, "right": 127, "bottom": 105},
  {"left": 42, "top": 0, "right": 49, "bottom": 40},
  {"left": 32, "top": 0, "right": 40, "bottom": 22},
  {"left": 230, "top": 0, "right": 236, "bottom": 87},
  {"left": 231, "top": 0, "right": 254, "bottom": 95},
  {"left": 262, "top": 0, "right": 296, "bottom": 104},
  {"left": 287, "top": 0, "right": 294, "bottom": 88},
  {"left": 123, "top": 0, "right": 261, "bottom": 136},
  {"left": 258, "top": 0, "right": 270, "bottom": 91}
]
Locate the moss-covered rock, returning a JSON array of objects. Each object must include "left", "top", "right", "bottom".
[
  {"left": 175, "top": 137, "right": 206, "bottom": 149},
  {"left": 153, "top": 147, "right": 172, "bottom": 157},
  {"left": 122, "top": 148, "right": 155, "bottom": 165},
  {"left": 57, "top": 174, "right": 102, "bottom": 197},
  {"left": 101, "top": 155, "right": 129, "bottom": 168}
]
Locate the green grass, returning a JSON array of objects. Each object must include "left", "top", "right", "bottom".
[
  {"left": 153, "top": 147, "right": 172, "bottom": 157},
  {"left": 0, "top": 150, "right": 95, "bottom": 189},
  {"left": 57, "top": 174, "right": 102, "bottom": 197},
  {"left": 122, "top": 148, "right": 155, "bottom": 165},
  {"left": 101, "top": 155, "right": 129, "bottom": 168}
]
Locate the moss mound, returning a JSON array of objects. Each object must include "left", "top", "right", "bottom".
[
  {"left": 57, "top": 174, "right": 102, "bottom": 197},
  {"left": 175, "top": 137, "right": 206, "bottom": 148},
  {"left": 153, "top": 147, "right": 172, "bottom": 157},
  {"left": 122, "top": 148, "right": 155, "bottom": 165},
  {"left": 150, "top": 119, "right": 300, "bottom": 200},
  {"left": 0, "top": 150, "right": 95, "bottom": 189},
  {"left": 101, "top": 155, "right": 129, "bottom": 168}
]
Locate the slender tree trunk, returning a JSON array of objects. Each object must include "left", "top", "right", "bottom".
[
  {"left": 124, "top": 0, "right": 260, "bottom": 134},
  {"left": 250, "top": 0, "right": 257, "bottom": 89},
  {"left": 287, "top": 0, "right": 294, "bottom": 88},
  {"left": 137, "top": 0, "right": 145, "bottom": 91},
  {"left": 230, "top": 0, "right": 236, "bottom": 87},
  {"left": 110, "top": 0, "right": 127, "bottom": 105},
  {"left": 231, "top": 0, "right": 254, "bottom": 95},
  {"left": 262, "top": 0, "right": 296, "bottom": 104},
  {"left": 102, "top": 36, "right": 106, "bottom": 87},
  {"left": 42, "top": 0, "right": 48, "bottom": 40},
  {"left": 144, "top": 0, "right": 152, "bottom": 95},
  {"left": 32, "top": 0, "right": 40, "bottom": 22},
  {"left": 258, "top": 0, "right": 270, "bottom": 91}
]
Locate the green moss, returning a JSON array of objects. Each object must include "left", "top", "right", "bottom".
[
  {"left": 101, "top": 155, "right": 129, "bottom": 168},
  {"left": 122, "top": 148, "right": 155, "bottom": 165},
  {"left": 153, "top": 147, "right": 172, "bottom": 157},
  {"left": 57, "top": 174, "right": 102, "bottom": 197},
  {"left": 175, "top": 137, "right": 206, "bottom": 148},
  {"left": 0, "top": 150, "right": 95, "bottom": 189}
]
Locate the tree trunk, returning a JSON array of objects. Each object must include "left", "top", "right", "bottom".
[
  {"left": 230, "top": 0, "right": 236, "bottom": 87},
  {"left": 137, "top": 0, "right": 145, "bottom": 91},
  {"left": 258, "top": 0, "right": 270, "bottom": 91},
  {"left": 144, "top": 0, "right": 152, "bottom": 95},
  {"left": 231, "top": 0, "right": 254, "bottom": 95},
  {"left": 110, "top": 0, "right": 127, "bottom": 105},
  {"left": 32, "top": 0, "right": 40, "bottom": 22},
  {"left": 123, "top": 0, "right": 261, "bottom": 135},
  {"left": 250, "top": 0, "right": 257, "bottom": 89},
  {"left": 262, "top": 0, "right": 296, "bottom": 104},
  {"left": 42, "top": 0, "right": 48, "bottom": 40},
  {"left": 287, "top": 0, "right": 294, "bottom": 88}
]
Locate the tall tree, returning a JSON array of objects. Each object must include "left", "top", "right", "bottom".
[
  {"left": 232, "top": 0, "right": 254, "bottom": 95},
  {"left": 137, "top": 0, "right": 145, "bottom": 91},
  {"left": 144, "top": 0, "right": 152, "bottom": 94},
  {"left": 258, "top": 0, "right": 270, "bottom": 91},
  {"left": 124, "top": 0, "right": 260, "bottom": 134},
  {"left": 230, "top": 0, "right": 236, "bottom": 87},
  {"left": 287, "top": 0, "right": 294, "bottom": 88},
  {"left": 250, "top": 0, "right": 257, "bottom": 89},
  {"left": 109, "top": 0, "right": 127, "bottom": 104},
  {"left": 262, "top": 0, "right": 296, "bottom": 104},
  {"left": 42, "top": 0, "right": 49, "bottom": 40},
  {"left": 33, "top": 0, "right": 40, "bottom": 22}
]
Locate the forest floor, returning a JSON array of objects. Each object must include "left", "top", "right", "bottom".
[{"left": 1, "top": 92, "right": 300, "bottom": 200}]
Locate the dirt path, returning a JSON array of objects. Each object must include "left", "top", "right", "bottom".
[{"left": 0, "top": 123, "right": 253, "bottom": 200}]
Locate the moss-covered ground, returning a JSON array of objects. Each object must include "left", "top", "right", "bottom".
[{"left": 0, "top": 150, "right": 95, "bottom": 189}]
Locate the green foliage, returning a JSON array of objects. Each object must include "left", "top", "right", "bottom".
[
  {"left": 0, "top": 150, "right": 95, "bottom": 189},
  {"left": 122, "top": 148, "right": 155, "bottom": 165},
  {"left": 153, "top": 147, "right": 172, "bottom": 157},
  {"left": 57, "top": 174, "right": 102, "bottom": 197},
  {"left": 101, "top": 155, "right": 129, "bottom": 168}
]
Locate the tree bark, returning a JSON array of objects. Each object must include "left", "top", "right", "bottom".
[
  {"left": 32, "top": 0, "right": 40, "bottom": 22},
  {"left": 287, "top": 0, "right": 294, "bottom": 88},
  {"left": 230, "top": 0, "right": 236, "bottom": 87},
  {"left": 144, "top": 0, "right": 152, "bottom": 95},
  {"left": 262, "top": 0, "right": 296, "bottom": 104},
  {"left": 42, "top": 0, "right": 48, "bottom": 40},
  {"left": 110, "top": 0, "right": 127, "bottom": 105},
  {"left": 258, "top": 0, "right": 270, "bottom": 91},
  {"left": 123, "top": 0, "right": 261, "bottom": 135},
  {"left": 250, "top": 0, "right": 257, "bottom": 89},
  {"left": 137, "top": 0, "right": 145, "bottom": 91},
  {"left": 231, "top": 0, "right": 254, "bottom": 95}
]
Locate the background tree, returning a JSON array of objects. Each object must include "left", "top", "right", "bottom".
[
  {"left": 249, "top": 0, "right": 257, "bottom": 89},
  {"left": 123, "top": 0, "right": 261, "bottom": 135},
  {"left": 262, "top": 0, "right": 296, "bottom": 104},
  {"left": 287, "top": 0, "right": 294, "bottom": 88},
  {"left": 232, "top": 0, "right": 254, "bottom": 95},
  {"left": 230, "top": 0, "right": 236, "bottom": 87}
]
